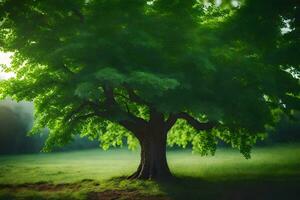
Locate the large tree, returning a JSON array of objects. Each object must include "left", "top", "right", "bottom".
[{"left": 0, "top": 0, "right": 299, "bottom": 179}]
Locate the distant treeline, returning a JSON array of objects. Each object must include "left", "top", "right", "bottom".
[
  {"left": 0, "top": 100, "right": 98, "bottom": 155},
  {"left": 0, "top": 100, "right": 299, "bottom": 155},
  {"left": 267, "top": 114, "right": 300, "bottom": 144}
]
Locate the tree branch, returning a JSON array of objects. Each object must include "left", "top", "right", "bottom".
[
  {"left": 63, "top": 99, "right": 107, "bottom": 123},
  {"left": 165, "top": 112, "right": 217, "bottom": 132},
  {"left": 65, "top": 85, "right": 148, "bottom": 136},
  {"left": 102, "top": 85, "right": 147, "bottom": 130},
  {"left": 70, "top": 112, "right": 96, "bottom": 122},
  {"left": 64, "top": 102, "right": 90, "bottom": 123},
  {"left": 62, "top": 64, "right": 75, "bottom": 75},
  {"left": 123, "top": 84, "right": 149, "bottom": 106},
  {"left": 103, "top": 85, "right": 117, "bottom": 108}
]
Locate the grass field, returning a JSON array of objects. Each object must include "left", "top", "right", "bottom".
[{"left": 0, "top": 144, "right": 300, "bottom": 200}]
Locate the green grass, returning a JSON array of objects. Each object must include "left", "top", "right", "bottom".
[{"left": 1, "top": 144, "right": 300, "bottom": 200}]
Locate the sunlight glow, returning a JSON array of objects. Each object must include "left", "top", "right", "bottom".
[
  {"left": 0, "top": 52, "right": 15, "bottom": 80},
  {"left": 215, "top": 0, "right": 222, "bottom": 7},
  {"left": 231, "top": 0, "right": 240, "bottom": 7},
  {"left": 281, "top": 18, "right": 293, "bottom": 35}
]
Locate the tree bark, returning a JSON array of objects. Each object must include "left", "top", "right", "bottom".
[
  {"left": 129, "top": 131, "right": 172, "bottom": 180},
  {"left": 128, "top": 112, "right": 172, "bottom": 180},
  {"left": 125, "top": 110, "right": 216, "bottom": 180}
]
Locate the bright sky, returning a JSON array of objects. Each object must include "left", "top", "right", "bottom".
[{"left": 0, "top": 52, "right": 14, "bottom": 80}]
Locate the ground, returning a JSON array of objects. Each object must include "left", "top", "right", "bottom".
[{"left": 0, "top": 144, "right": 300, "bottom": 200}]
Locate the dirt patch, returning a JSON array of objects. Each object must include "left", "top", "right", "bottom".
[
  {"left": 0, "top": 182, "right": 82, "bottom": 192},
  {"left": 88, "top": 190, "right": 171, "bottom": 200}
]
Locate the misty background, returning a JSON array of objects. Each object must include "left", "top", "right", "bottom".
[
  {"left": 0, "top": 98, "right": 299, "bottom": 155},
  {"left": 0, "top": 100, "right": 99, "bottom": 154}
]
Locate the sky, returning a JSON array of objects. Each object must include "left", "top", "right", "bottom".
[{"left": 0, "top": 52, "right": 14, "bottom": 80}]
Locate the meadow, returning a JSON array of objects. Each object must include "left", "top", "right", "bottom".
[{"left": 0, "top": 144, "right": 300, "bottom": 200}]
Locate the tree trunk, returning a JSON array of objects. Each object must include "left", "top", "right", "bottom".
[{"left": 128, "top": 125, "right": 172, "bottom": 180}]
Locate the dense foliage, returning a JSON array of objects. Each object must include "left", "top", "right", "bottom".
[{"left": 0, "top": 0, "right": 299, "bottom": 158}]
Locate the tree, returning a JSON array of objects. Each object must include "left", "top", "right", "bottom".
[
  {"left": 0, "top": 104, "right": 29, "bottom": 154},
  {"left": 0, "top": 0, "right": 299, "bottom": 180}
]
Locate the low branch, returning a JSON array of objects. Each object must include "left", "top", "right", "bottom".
[
  {"left": 64, "top": 102, "right": 90, "bottom": 123},
  {"left": 63, "top": 99, "right": 106, "bottom": 123},
  {"left": 65, "top": 85, "right": 148, "bottom": 136},
  {"left": 102, "top": 85, "right": 147, "bottom": 131},
  {"left": 71, "top": 112, "right": 96, "bottom": 122},
  {"left": 165, "top": 112, "right": 217, "bottom": 132}
]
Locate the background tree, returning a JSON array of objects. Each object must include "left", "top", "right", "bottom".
[
  {"left": 0, "top": 101, "right": 34, "bottom": 154},
  {"left": 0, "top": 100, "right": 99, "bottom": 154},
  {"left": 0, "top": 0, "right": 299, "bottom": 179}
]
